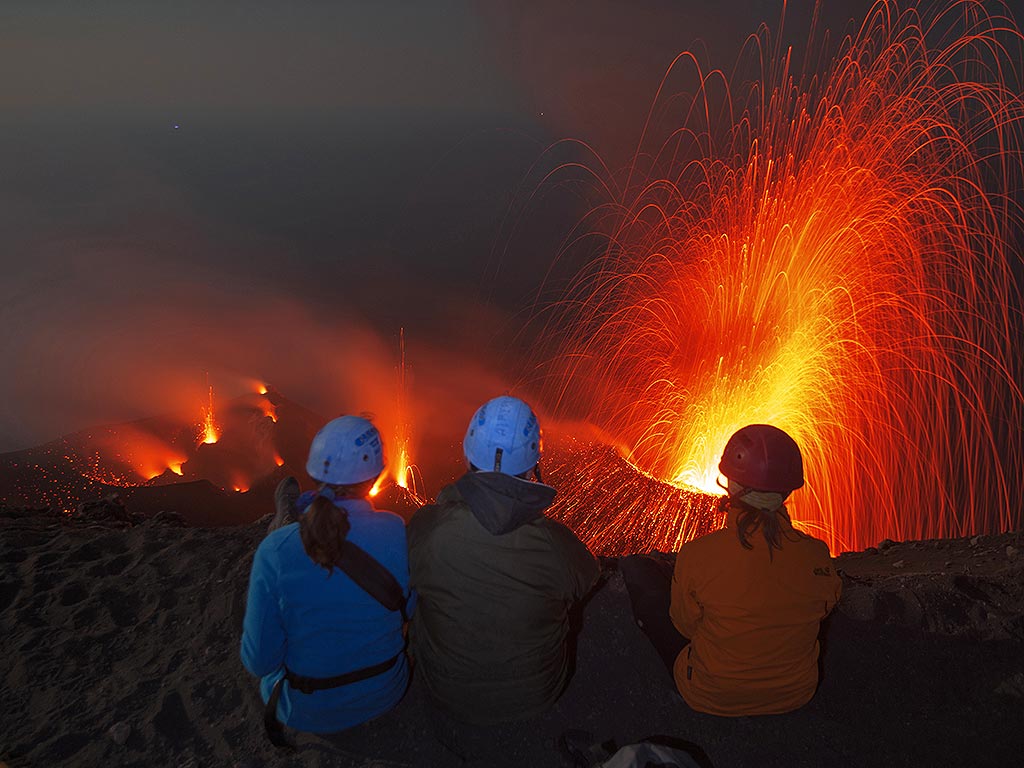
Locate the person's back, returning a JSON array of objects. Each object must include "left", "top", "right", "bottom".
[
  {"left": 408, "top": 396, "right": 599, "bottom": 724},
  {"left": 671, "top": 507, "right": 839, "bottom": 715},
  {"left": 241, "top": 414, "right": 412, "bottom": 737},
  {"left": 244, "top": 497, "right": 409, "bottom": 732}
]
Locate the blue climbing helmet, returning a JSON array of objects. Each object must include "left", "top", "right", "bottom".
[
  {"left": 306, "top": 415, "right": 385, "bottom": 485},
  {"left": 463, "top": 396, "right": 542, "bottom": 477}
]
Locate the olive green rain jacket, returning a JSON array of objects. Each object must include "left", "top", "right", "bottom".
[{"left": 407, "top": 471, "right": 599, "bottom": 724}]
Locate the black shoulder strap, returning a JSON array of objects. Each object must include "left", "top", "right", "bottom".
[{"left": 337, "top": 540, "right": 408, "bottom": 621}]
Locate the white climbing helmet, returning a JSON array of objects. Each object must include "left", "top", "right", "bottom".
[
  {"left": 463, "top": 395, "right": 542, "bottom": 477},
  {"left": 306, "top": 415, "right": 385, "bottom": 485}
]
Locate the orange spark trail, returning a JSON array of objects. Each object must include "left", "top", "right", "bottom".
[{"left": 537, "top": 0, "right": 1024, "bottom": 553}]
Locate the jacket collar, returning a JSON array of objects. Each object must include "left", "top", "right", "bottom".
[{"left": 448, "top": 471, "right": 557, "bottom": 535}]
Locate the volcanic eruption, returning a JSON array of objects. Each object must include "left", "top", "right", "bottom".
[
  {"left": 532, "top": 0, "right": 1024, "bottom": 554},
  {"left": 2, "top": 1, "right": 1022, "bottom": 560}
]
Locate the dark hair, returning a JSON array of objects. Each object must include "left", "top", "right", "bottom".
[
  {"left": 299, "top": 495, "right": 350, "bottom": 574},
  {"left": 733, "top": 500, "right": 807, "bottom": 559}
]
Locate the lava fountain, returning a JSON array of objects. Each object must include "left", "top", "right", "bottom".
[
  {"left": 538, "top": 0, "right": 1024, "bottom": 553},
  {"left": 200, "top": 383, "right": 220, "bottom": 445}
]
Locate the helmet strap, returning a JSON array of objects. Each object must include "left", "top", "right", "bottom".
[{"left": 722, "top": 478, "right": 787, "bottom": 513}]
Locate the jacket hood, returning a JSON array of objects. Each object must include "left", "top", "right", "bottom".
[{"left": 449, "top": 471, "right": 557, "bottom": 535}]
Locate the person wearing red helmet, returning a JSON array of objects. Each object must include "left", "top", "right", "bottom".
[{"left": 621, "top": 424, "right": 841, "bottom": 716}]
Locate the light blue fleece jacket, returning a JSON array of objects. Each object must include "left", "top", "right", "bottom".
[{"left": 241, "top": 496, "right": 411, "bottom": 733}]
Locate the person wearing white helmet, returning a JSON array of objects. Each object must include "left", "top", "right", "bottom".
[
  {"left": 407, "top": 395, "right": 599, "bottom": 730},
  {"left": 241, "top": 415, "right": 413, "bottom": 747}
]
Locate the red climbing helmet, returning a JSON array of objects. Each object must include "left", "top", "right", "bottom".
[{"left": 718, "top": 424, "right": 805, "bottom": 493}]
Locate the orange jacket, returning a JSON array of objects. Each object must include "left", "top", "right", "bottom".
[{"left": 670, "top": 507, "right": 841, "bottom": 716}]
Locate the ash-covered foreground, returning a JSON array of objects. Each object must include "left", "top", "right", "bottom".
[{"left": 1, "top": 506, "right": 1022, "bottom": 767}]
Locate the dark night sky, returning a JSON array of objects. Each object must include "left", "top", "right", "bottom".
[{"left": 1, "top": 1, "right": 885, "bottom": 452}]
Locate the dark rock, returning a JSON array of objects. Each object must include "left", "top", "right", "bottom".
[
  {"left": 150, "top": 510, "right": 186, "bottom": 527},
  {"left": 994, "top": 672, "right": 1024, "bottom": 698},
  {"left": 107, "top": 721, "right": 130, "bottom": 746},
  {"left": 878, "top": 539, "right": 896, "bottom": 550},
  {"left": 71, "top": 494, "right": 135, "bottom": 526},
  {"left": 839, "top": 585, "right": 878, "bottom": 621}
]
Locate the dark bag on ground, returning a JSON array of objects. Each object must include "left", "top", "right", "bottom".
[{"left": 562, "top": 731, "right": 714, "bottom": 768}]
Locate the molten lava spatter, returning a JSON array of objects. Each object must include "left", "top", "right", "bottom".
[
  {"left": 200, "top": 385, "right": 220, "bottom": 445},
  {"left": 539, "top": 0, "right": 1024, "bottom": 553}
]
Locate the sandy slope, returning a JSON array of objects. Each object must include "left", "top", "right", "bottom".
[{"left": 1, "top": 506, "right": 1022, "bottom": 768}]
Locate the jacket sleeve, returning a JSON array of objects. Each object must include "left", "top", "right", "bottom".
[
  {"left": 669, "top": 547, "right": 701, "bottom": 639},
  {"left": 240, "top": 539, "right": 287, "bottom": 677},
  {"left": 549, "top": 523, "right": 600, "bottom": 602}
]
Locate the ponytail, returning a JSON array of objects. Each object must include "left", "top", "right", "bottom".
[
  {"left": 733, "top": 500, "right": 808, "bottom": 560},
  {"left": 299, "top": 495, "right": 351, "bottom": 574},
  {"left": 735, "top": 502, "right": 784, "bottom": 555}
]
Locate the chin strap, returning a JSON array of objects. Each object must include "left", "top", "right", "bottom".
[{"left": 719, "top": 478, "right": 788, "bottom": 513}]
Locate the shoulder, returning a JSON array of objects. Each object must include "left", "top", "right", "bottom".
[
  {"left": 365, "top": 508, "right": 406, "bottom": 529},
  {"left": 534, "top": 517, "right": 594, "bottom": 560},
  {"left": 675, "top": 528, "right": 731, "bottom": 575},
  {"left": 350, "top": 508, "right": 407, "bottom": 543},
  {"left": 800, "top": 533, "right": 834, "bottom": 562},
  {"left": 254, "top": 525, "right": 301, "bottom": 571},
  {"left": 679, "top": 526, "right": 730, "bottom": 555},
  {"left": 408, "top": 489, "right": 466, "bottom": 532},
  {"left": 535, "top": 516, "right": 584, "bottom": 544}
]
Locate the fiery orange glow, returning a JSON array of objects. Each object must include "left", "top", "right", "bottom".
[
  {"left": 137, "top": 451, "right": 189, "bottom": 482},
  {"left": 257, "top": 383, "right": 268, "bottom": 395},
  {"left": 200, "top": 385, "right": 220, "bottom": 445},
  {"left": 539, "top": 0, "right": 1024, "bottom": 553},
  {"left": 273, "top": 453, "right": 285, "bottom": 467},
  {"left": 392, "top": 329, "right": 411, "bottom": 491},
  {"left": 369, "top": 330, "right": 428, "bottom": 504},
  {"left": 259, "top": 398, "right": 278, "bottom": 423},
  {"left": 369, "top": 476, "right": 384, "bottom": 497}
]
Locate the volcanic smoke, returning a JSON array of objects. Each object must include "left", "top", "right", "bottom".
[{"left": 535, "top": 0, "right": 1024, "bottom": 553}]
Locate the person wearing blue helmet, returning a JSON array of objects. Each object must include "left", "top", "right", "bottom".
[
  {"left": 407, "top": 395, "right": 599, "bottom": 727},
  {"left": 241, "top": 415, "right": 413, "bottom": 747}
]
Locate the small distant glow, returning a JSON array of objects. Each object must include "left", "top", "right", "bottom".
[
  {"left": 257, "top": 384, "right": 268, "bottom": 395},
  {"left": 273, "top": 454, "right": 284, "bottom": 467},
  {"left": 173, "top": 124, "right": 180, "bottom": 130}
]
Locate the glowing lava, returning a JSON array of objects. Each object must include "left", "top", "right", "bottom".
[
  {"left": 260, "top": 399, "right": 278, "bottom": 423},
  {"left": 200, "top": 385, "right": 220, "bottom": 445},
  {"left": 393, "top": 328, "right": 414, "bottom": 492},
  {"left": 541, "top": 0, "right": 1024, "bottom": 553}
]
